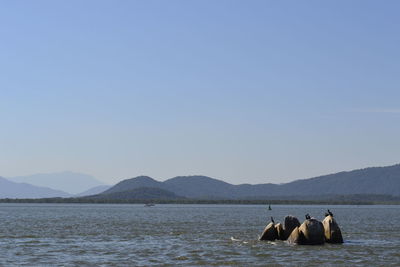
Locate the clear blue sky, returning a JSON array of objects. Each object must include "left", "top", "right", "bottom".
[{"left": 1, "top": 0, "right": 399, "bottom": 184}]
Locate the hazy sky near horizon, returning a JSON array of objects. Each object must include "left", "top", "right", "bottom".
[{"left": 1, "top": 0, "right": 399, "bottom": 184}]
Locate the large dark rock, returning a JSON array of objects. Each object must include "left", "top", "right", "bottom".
[
  {"left": 298, "top": 218, "right": 325, "bottom": 245},
  {"left": 287, "top": 218, "right": 325, "bottom": 245},
  {"left": 283, "top": 215, "right": 300, "bottom": 239},
  {"left": 259, "top": 222, "right": 278, "bottom": 241},
  {"left": 323, "top": 215, "right": 343, "bottom": 243}
]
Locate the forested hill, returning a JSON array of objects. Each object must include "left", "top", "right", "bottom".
[{"left": 100, "top": 164, "right": 400, "bottom": 199}]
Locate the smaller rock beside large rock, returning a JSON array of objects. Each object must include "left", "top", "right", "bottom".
[
  {"left": 287, "top": 226, "right": 304, "bottom": 244},
  {"left": 275, "top": 223, "right": 285, "bottom": 240},
  {"left": 323, "top": 215, "right": 343, "bottom": 243},
  {"left": 283, "top": 215, "right": 301, "bottom": 239},
  {"left": 287, "top": 217, "right": 325, "bottom": 245},
  {"left": 259, "top": 222, "right": 278, "bottom": 241}
]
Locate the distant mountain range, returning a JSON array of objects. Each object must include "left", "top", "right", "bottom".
[
  {"left": 75, "top": 185, "right": 112, "bottom": 197},
  {"left": 0, "top": 177, "right": 71, "bottom": 198},
  {"left": 1, "top": 164, "right": 400, "bottom": 200},
  {"left": 86, "top": 187, "right": 183, "bottom": 200},
  {"left": 98, "top": 164, "right": 400, "bottom": 200},
  {"left": 0, "top": 172, "right": 110, "bottom": 198},
  {"left": 9, "top": 171, "right": 105, "bottom": 194}
]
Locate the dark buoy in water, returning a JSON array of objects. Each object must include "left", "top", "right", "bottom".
[{"left": 268, "top": 204, "right": 272, "bottom": 210}]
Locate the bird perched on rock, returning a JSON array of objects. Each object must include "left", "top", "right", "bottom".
[
  {"left": 322, "top": 209, "right": 343, "bottom": 243},
  {"left": 324, "top": 209, "right": 334, "bottom": 217},
  {"left": 259, "top": 217, "right": 278, "bottom": 241}
]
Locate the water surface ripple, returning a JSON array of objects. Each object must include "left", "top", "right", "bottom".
[{"left": 0, "top": 204, "right": 399, "bottom": 266}]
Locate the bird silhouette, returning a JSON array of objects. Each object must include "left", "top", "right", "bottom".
[{"left": 328, "top": 209, "right": 333, "bottom": 216}]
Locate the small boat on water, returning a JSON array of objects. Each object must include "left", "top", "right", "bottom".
[{"left": 144, "top": 203, "right": 155, "bottom": 207}]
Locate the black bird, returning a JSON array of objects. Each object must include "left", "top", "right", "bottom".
[
  {"left": 325, "top": 209, "right": 334, "bottom": 217},
  {"left": 305, "top": 214, "right": 311, "bottom": 220},
  {"left": 328, "top": 209, "right": 333, "bottom": 216},
  {"left": 271, "top": 217, "right": 275, "bottom": 224}
]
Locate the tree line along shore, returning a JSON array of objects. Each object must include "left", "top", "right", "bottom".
[{"left": 0, "top": 196, "right": 399, "bottom": 205}]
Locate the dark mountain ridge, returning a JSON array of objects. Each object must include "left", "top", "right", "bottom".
[
  {"left": 88, "top": 187, "right": 183, "bottom": 200},
  {"left": 104, "top": 176, "right": 162, "bottom": 194},
  {"left": 101, "top": 164, "right": 400, "bottom": 199}
]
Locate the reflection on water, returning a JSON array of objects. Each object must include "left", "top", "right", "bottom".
[{"left": 0, "top": 204, "right": 399, "bottom": 266}]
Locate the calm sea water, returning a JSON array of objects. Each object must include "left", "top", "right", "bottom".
[{"left": 0, "top": 204, "right": 399, "bottom": 266}]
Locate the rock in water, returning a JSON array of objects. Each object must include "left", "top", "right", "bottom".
[
  {"left": 287, "top": 226, "right": 304, "bottom": 244},
  {"left": 283, "top": 215, "right": 300, "bottom": 239},
  {"left": 275, "top": 223, "right": 285, "bottom": 240},
  {"left": 259, "top": 222, "right": 278, "bottom": 241},
  {"left": 322, "top": 215, "right": 343, "bottom": 243},
  {"left": 298, "top": 218, "right": 325, "bottom": 245}
]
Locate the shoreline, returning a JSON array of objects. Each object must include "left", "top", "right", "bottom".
[{"left": 1, "top": 198, "right": 399, "bottom": 205}]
